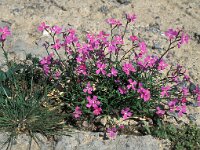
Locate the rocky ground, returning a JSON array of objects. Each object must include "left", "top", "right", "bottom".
[
  {"left": 0, "top": 131, "right": 171, "bottom": 150},
  {"left": 0, "top": 0, "right": 200, "bottom": 149}
]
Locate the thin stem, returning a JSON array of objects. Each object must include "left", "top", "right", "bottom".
[
  {"left": 122, "top": 21, "right": 129, "bottom": 40},
  {"left": 155, "top": 30, "right": 182, "bottom": 66},
  {"left": 44, "top": 41, "right": 50, "bottom": 55},
  {"left": 119, "top": 46, "right": 137, "bottom": 63},
  {"left": 52, "top": 35, "right": 62, "bottom": 60},
  {"left": 45, "top": 28, "right": 62, "bottom": 60},
  {"left": 1, "top": 42, "right": 10, "bottom": 67},
  {"left": 108, "top": 25, "right": 117, "bottom": 67}
]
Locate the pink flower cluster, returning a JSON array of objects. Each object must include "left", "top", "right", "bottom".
[
  {"left": 83, "top": 82, "right": 102, "bottom": 116},
  {"left": 161, "top": 86, "right": 171, "bottom": 97},
  {"left": 137, "top": 84, "right": 151, "bottom": 102},
  {"left": 107, "top": 127, "right": 118, "bottom": 139},
  {"left": 156, "top": 107, "right": 165, "bottom": 116},
  {"left": 122, "top": 62, "right": 136, "bottom": 75},
  {"left": 73, "top": 106, "right": 82, "bottom": 118},
  {"left": 86, "top": 96, "right": 102, "bottom": 116},
  {"left": 106, "top": 18, "right": 122, "bottom": 27},
  {"left": 121, "top": 107, "right": 132, "bottom": 120},
  {"left": 165, "top": 28, "right": 189, "bottom": 48},
  {"left": 83, "top": 82, "right": 93, "bottom": 94},
  {"left": 165, "top": 29, "right": 178, "bottom": 40},
  {"left": 40, "top": 53, "right": 54, "bottom": 75},
  {"left": 194, "top": 86, "right": 200, "bottom": 106},
  {"left": 167, "top": 98, "right": 187, "bottom": 117},
  {"left": 126, "top": 13, "right": 137, "bottom": 23},
  {"left": 35, "top": 13, "right": 199, "bottom": 126},
  {"left": 107, "top": 67, "right": 118, "bottom": 77},
  {"left": 106, "top": 125, "right": 125, "bottom": 139},
  {"left": 0, "top": 26, "right": 11, "bottom": 41}
]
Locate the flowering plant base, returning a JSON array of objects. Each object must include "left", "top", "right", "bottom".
[{"left": 0, "top": 13, "right": 199, "bottom": 149}]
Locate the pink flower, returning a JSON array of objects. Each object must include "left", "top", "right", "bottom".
[
  {"left": 118, "top": 86, "right": 127, "bottom": 95},
  {"left": 0, "top": 26, "right": 11, "bottom": 40},
  {"left": 107, "top": 67, "right": 118, "bottom": 77},
  {"left": 178, "top": 32, "right": 189, "bottom": 48},
  {"left": 160, "top": 86, "right": 171, "bottom": 97},
  {"left": 157, "top": 60, "right": 168, "bottom": 71},
  {"left": 93, "top": 107, "right": 102, "bottom": 116},
  {"left": 119, "top": 125, "right": 125, "bottom": 129},
  {"left": 121, "top": 108, "right": 132, "bottom": 120},
  {"left": 54, "top": 71, "right": 61, "bottom": 79},
  {"left": 197, "top": 94, "right": 200, "bottom": 101},
  {"left": 83, "top": 82, "right": 93, "bottom": 94},
  {"left": 129, "top": 35, "right": 138, "bottom": 42},
  {"left": 37, "top": 22, "right": 49, "bottom": 32},
  {"left": 156, "top": 107, "right": 165, "bottom": 117},
  {"left": 107, "top": 127, "right": 118, "bottom": 139},
  {"left": 96, "top": 62, "right": 106, "bottom": 75},
  {"left": 113, "top": 35, "right": 124, "bottom": 45},
  {"left": 108, "top": 43, "right": 117, "bottom": 53},
  {"left": 97, "top": 31, "right": 109, "bottom": 44},
  {"left": 122, "top": 62, "right": 136, "bottom": 75},
  {"left": 126, "top": 13, "right": 136, "bottom": 23},
  {"left": 39, "top": 53, "right": 54, "bottom": 75},
  {"left": 144, "top": 55, "right": 157, "bottom": 68},
  {"left": 183, "top": 74, "right": 190, "bottom": 81},
  {"left": 197, "top": 94, "right": 200, "bottom": 106},
  {"left": 165, "top": 29, "right": 178, "bottom": 40},
  {"left": 139, "top": 42, "right": 147, "bottom": 57},
  {"left": 51, "top": 25, "right": 62, "bottom": 34},
  {"left": 86, "top": 95, "right": 100, "bottom": 108},
  {"left": 40, "top": 57, "right": 50, "bottom": 65},
  {"left": 182, "top": 87, "right": 189, "bottom": 96},
  {"left": 65, "top": 29, "right": 78, "bottom": 44},
  {"left": 73, "top": 106, "right": 82, "bottom": 119},
  {"left": 176, "top": 105, "right": 187, "bottom": 117},
  {"left": 43, "top": 64, "right": 50, "bottom": 75},
  {"left": 138, "top": 87, "right": 151, "bottom": 102},
  {"left": 168, "top": 99, "right": 178, "bottom": 112},
  {"left": 76, "top": 55, "right": 86, "bottom": 63},
  {"left": 76, "top": 64, "right": 87, "bottom": 75},
  {"left": 52, "top": 39, "right": 61, "bottom": 50},
  {"left": 127, "top": 79, "right": 137, "bottom": 90},
  {"left": 181, "top": 97, "right": 187, "bottom": 103},
  {"left": 106, "top": 18, "right": 122, "bottom": 26},
  {"left": 77, "top": 46, "right": 89, "bottom": 55},
  {"left": 40, "top": 53, "right": 53, "bottom": 65},
  {"left": 172, "top": 76, "right": 179, "bottom": 83},
  {"left": 65, "top": 47, "right": 73, "bottom": 55}
]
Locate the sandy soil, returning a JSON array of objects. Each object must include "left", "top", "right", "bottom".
[{"left": 0, "top": 0, "right": 199, "bottom": 82}]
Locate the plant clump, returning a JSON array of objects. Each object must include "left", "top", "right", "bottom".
[{"left": 0, "top": 13, "right": 199, "bottom": 149}]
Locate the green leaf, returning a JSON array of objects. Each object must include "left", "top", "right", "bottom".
[{"left": 0, "top": 70, "right": 7, "bottom": 81}]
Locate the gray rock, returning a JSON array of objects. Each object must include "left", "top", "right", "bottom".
[
  {"left": 0, "top": 131, "right": 170, "bottom": 150},
  {"left": 116, "top": 0, "right": 132, "bottom": 5},
  {"left": 98, "top": 5, "right": 109, "bottom": 14},
  {"left": 0, "top": 20, "right": 12, "bottom": 28},
  {"left": 152, "top": 41, "right": 162, "bottom": 50},
  {"left": 149, "top": 23, "right": 160, "bottom": 33}
]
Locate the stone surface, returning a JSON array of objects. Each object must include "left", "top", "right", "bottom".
[{"left": 0, "top": 131, "right": 170, "bottom": 150}]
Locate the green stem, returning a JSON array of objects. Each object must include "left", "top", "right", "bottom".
[
  {"left": 122, "top": 21, "right": 129, "bottom": 40},
  {"left": 1, "top": 42, "right": 10, "bottom": 67}
]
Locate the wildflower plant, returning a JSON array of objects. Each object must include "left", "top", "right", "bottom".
[
  {"left": 0, "top": 13, "right": 199, "bottom": 142},
  {"left": 35, "top": 13, "right": 199, "bottom": 131}
]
